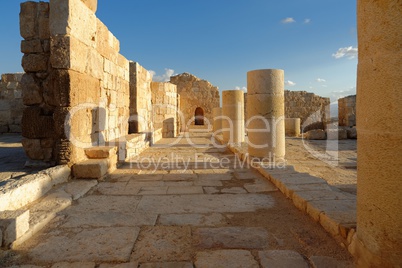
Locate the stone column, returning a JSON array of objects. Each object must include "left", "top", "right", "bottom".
[
  {"left": 351, "top": 1, "right": 402, "bottom": 267},
  {"left": 247, "top": 69, "right": 285, "bottom": 161},
  {"left": 212, "top": 107, "right": 222, "bottom": 133},
  {"left": 222, "top": 90, "right": 244, "bottom": 143},
  {"left": 285, "top": 118, "right": 301, "bottom": 137}
]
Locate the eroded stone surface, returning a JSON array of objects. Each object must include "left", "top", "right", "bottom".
[
  {"left": 194, "top": 250, "right": 259, "bottom": 268},
  {"left": 136, "top": 194, "right": 274, "bottom": 214},
  {"left": 258, "top": 250, "right": 309, "bottom": 268},
  {"left": 194, "top": 227, "right": 270, "bottom": 249},
  {"left": 131, "top": 226, "right": 192, "bottom": 263},
  {"left": 159, "top": 213, "right": 225, "bottom": 227},
  {"left": 28, "top": 227, "right": 140, "bottom": 262}
]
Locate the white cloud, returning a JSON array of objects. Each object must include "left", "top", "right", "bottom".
[
  {"left": 332, "top": 46, "right": 358, "bottom": 59},
  {"left": 235, "top": 86, "right": 247, "bottom": 92},
  {"left": 281, "top": 17, "right": 296, "bottom": 24},
  {"left": 329, "top": 86, "right": 356, "bottom": 102},
  {"left": 316, "top": 78, "right": 326, "bottom": 83},
  {"left": 149, "top": 68, "right": 175, "bottom": 82},
  {"left": 304, "top": 18, "right": 311, "bottom": 24},
  {"left": 285, "top": 80, "right": 296, "bottom": 86}
]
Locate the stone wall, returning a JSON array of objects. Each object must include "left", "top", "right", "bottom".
[
  {"left": 129, "top": 62, "right": 153, "bottom": 134},
  {"left": 284, "top": 90, "right": 330, "bottom": 132},
  {"left": 0, "top": 74, "right": 24, "bottom": 133},
  {"left": 338, "top": 95, "right": 356, "bottom": 127},
  {"left": 170, "top": 73, "right": 220, "bottom": 131},
  {"left": 151, "top": 82, "right": 178, "bottom": 139},
  {"left": 20, "top": 0, "right": 130, "bottom": 165}
]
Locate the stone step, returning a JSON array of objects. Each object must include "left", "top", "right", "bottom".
[
  {"left": 0, "top": 210, "right": 30, "bottom": 248},
  {"left": 0, "top": 165, "right": 71, "bottom": 212},
  {"left": 10, "top": 179, "right": 97, "bottom": 249},
  {"left": 84, "top": 146, "right": 116, "bottom": 159},
  {"left": 72, "top": 159, "right": 110, "bottom": 179}
]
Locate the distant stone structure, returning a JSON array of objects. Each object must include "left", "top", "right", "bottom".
[
  {"left": 284, "top": 90, "right": 330, "bottom": 132},
  {"left": 0, "top": 73, "right": 23, "bottom": 133},
  {"left": 338, "top": 95, "right": 356, "bottom": 127},
  {"left": 170, "top": 73, "right": 220, "bottom": 131}
]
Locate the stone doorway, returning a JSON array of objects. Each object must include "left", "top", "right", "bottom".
[{"left": 194, "top": 107, "right": 204, "bottom": 125}]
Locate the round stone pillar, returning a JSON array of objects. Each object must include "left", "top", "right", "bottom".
[
  {"left": 353, "top": 1, "right": 402, "bottom": 267},
  {"left": 247, "top": 69, "right": 285, "bottom": 161},
  {"left": 285, "top": 118, "right": 301, "bottom": 137},
  {"left": 212, "top": 107, "right": 222, "bottom": 133},
  {"left": 222, "top": 90, "right": 244, "bottom": 143}
]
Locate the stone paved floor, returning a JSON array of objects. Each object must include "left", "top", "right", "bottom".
[
  {"left": 286, "top": 138, "right": 357, "bottom": 195},
  {"left": 1, "top": 133, "right": 354, "bottom": 267}
]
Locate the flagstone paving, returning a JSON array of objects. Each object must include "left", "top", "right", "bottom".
[{"left": 1, "top": 133, "right": 354, "bottom": 267}]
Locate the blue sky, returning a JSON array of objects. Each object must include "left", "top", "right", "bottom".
[{"left": 0, "top": 0, "right": 357, "bottom": 102}]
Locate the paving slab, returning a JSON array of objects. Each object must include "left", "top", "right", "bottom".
[
  {"left": 139, "top": 262, "right": 193, "bottom": 268},
  {"left": 63, "top": 179, "right": 97, "bottom": 200},
  {"left": 166, "top": 186, "right": 204, "bottom": 195},
  {"left": 244, "top": 180, "right": 278, "bottom": 193},
  {"left": 136, "top": 194, "right": 275, "bottom": 214},
  {"left": 221, "top": 187, "right": 247, "bottom": 194},
  {"left": 61, "top": 211, "right": 157, "bottom": 228},
  {"left": 258, "top": 250, "right": 309, "bottom": 268},
  {"left": 310, "top": 256, "right": 354, "bottom": 268},
  {"left": 51, "top": 262, "right": 96, "bottom": 268},
  {"left": 28, "top": 227, "right": 140, "bottom": 262},
  {"left": 194, "top": 250, "right": 259, "bottom": 268},
  {"left": 64, "top": 195, "right": 142, "bottom": 214},
  {"left": 99, "top": 263, "right": 139, "bottom": 268},
  {"left": 203, "top": 187, "right": 220, "bottom": 194},
  {"left": 131, "top": 226, "right": 192, "bottom": 263},
  {"left": 158, "top": 213, "right": 225, "bottom": 226},
  {"left": 194, "top": 227, "right": 269, "bottom": 249},
  {"left": 94, "top": 182, "right": 138, "bottom": 195}
]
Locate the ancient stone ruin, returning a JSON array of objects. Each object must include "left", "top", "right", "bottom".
[
  {"left": 338, "top": 95, "right": 356, "bottom": 127},
  {"left": 170, "top": 73, "right": 220, "bottom": 130},
  {"left": 0, "top": 74, "right": 23, "bottom": 133},
  {"left": 0, "top": 0, "right": 400, "bottom": 267}
]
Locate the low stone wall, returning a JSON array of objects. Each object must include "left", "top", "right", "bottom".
[
  {"left": 285, "top": 90, "right": 330, "bottom": 132},
  {"left": 338, "top": 95, "right": 356, "bottom": 127},
  {"left": 170, "top": 73, "right": 220, "bottom": 130},
  {"left": 151, "top": 82, "right": 178, "bottom": 139},
  {"left": 0, "top": 74, "right": 24, "bottom": 133}
]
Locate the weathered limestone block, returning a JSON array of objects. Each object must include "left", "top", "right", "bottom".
[
  {"left": 22, "top": 54, "right": 48, "bottom": 72},
  {"left": 21, "top": 39, "right": 43, "bottom": 53},
  {"left": 21, "top": 73, "right": 42, "bottom": 106},
  {"left": 20, "top": 2, "right": 50, "bottom": 40},
  {"left": 22, "top": 106, "right": 55, "bottom": 139},
  {"left": 303, "top": 129, "right": 326, "bottom": 140},
  {"left": 72, "top": 159, "right": 108, "bottom": 179},
  {"left": 327, "top": 129, "right": 348, "bottom": 140},
  {"left": 50, "top": 0, "right": 97, "bottom": 48},
  {"left": 44, "top": 69, "right": 100, "bottom": 107},
  {"left": 222, "top": 90, "right": 244, "bottom": 143},
  {"left": 81, "top": 0, "right": 97, "bottom": 13},
  {"left": 22, "top": 138, "right": 45, "bottom": 160},
  {"left": 85, "top": 146, "right": 116, "bottom": 159},
  {"left": 0, "top": 210, "right": 30, "bottom": 248}
]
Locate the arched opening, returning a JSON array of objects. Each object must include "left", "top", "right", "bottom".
[{"left": 194, "top": 107, "right": 204, "bottom": 125}]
